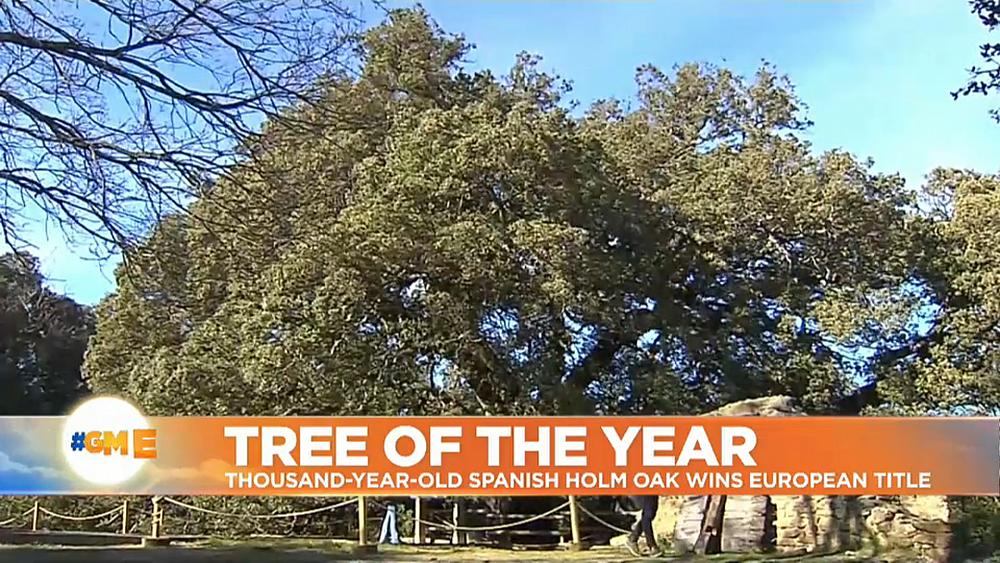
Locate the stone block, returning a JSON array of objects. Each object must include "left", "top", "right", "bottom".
[
  {"left": 671, "top": 496, "right": 708, "bottom": 552},
  {"left": 721, "top": 495, "right": 768, "bottom": 552},
  {"left": 900, "top": 496, "right": 954, "bottom": 523},
  {"left": 868, "top": 506, "right": 895, "bottom": 524},
  {"left": 912, "top": 520, "right": 950, "bottom": 534},
  {"left": 891, "top": 521, "right": 917, "bottom": 537},
  {"left": 708, "top": 396, "right": 799, "bottom": 417}
]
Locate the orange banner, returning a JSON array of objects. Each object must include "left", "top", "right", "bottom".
[{"left": 120, "top": 416, "right": 997, "bottom": 496}]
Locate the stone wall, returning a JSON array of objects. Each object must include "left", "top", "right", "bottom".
[
  {"left": 646, "top": 493, "right": 955, "bottom": 561},
  {"left": 630, "top": 397, "right": 957, "bottom": 562},
  {"left": 774, "top": 495, "right": 956, "bottom": 558}
]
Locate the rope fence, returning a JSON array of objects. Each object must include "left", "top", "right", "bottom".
[
  {"left": 577, "top": 503, "right": 633, "bottom": 535},
  {"left": 0, "top": 508, "right": 33, "bottom": 528},
  {"left": 38, "top": 505, "right": 125, "bottom": 522},
  {"left": 377, "top": 499, "right": 571, "bottom": 532},
  {"left": 161, "top": 497, "right": 356, "bottom": 520},
  {"left": 0, "top": 495, "right": 635, "bottom": 550}
]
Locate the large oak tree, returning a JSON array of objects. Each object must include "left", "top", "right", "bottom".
[{"left": 84, "top": 9, "right": 998, "bottom": 419}]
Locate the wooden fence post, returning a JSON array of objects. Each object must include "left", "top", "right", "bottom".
[
  {"left": 568, "top": 495, "right": 586, "bottom": 550},
  {"left": 150, "top": 497, "right": 161, "bottom": 539},
  {"left": 413, "top": 497, "right": 425, "bottom": 544},
  {"left": 31, "top": 501, "right": 39, "bottom": 531},
  {"left": 694, "top": 495, "right": 726, "bottom": 555},
  {"left": 141, "top": 496, "right": 172, "bottom": 548},
  {"left": 451, "top": 498, "right": 466, "bottom": 545},
  {"left": 121, "top": 500, "right": 129, "bottom": 534},
  {"left": 358, "top": 496, "right": 368, "bottom": 546},
  {"left": 351, "top": 496, "right": 377, "bottom": 554}
]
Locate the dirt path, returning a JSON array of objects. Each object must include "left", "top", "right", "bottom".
[
  {"left": 0, "top": 545, "right": 626, "bottom": 563},
  {"left": 0, "top": 543, "right": 889, "bottom": 563}
]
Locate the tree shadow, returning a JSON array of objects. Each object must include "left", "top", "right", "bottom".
[
  {"left": 762, "top": 496, "right": 777, "bottom": 550},
  {"left": 811, "top": 496, "right": 878, "bottom": 555},
  {"left": 801, "top": 496, "right": 820, "bottom": 551}
]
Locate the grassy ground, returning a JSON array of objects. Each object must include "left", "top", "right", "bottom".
[{"left": 0, "top": 538, "right": 910, "bottom": 562}]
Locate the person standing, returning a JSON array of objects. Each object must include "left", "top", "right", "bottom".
[
  {"left": 625, "top": 495, "right": 662, "bottom": 557},
  {"left": 379, "top": 502, "right": 400, "bottom": 545}
]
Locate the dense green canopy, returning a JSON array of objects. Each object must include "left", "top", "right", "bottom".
[{"left": 84, "top": 9, "right": 999, "bottom": 418}]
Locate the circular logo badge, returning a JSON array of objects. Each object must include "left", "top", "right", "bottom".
[{"left": 61, "top": 397, "right": 153, "bottom": 485}]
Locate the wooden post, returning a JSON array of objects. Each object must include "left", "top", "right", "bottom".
[
  {"left": 31, "top": 501, "right": 39, "bottom": 531},
  {"left": 121, "top": 500, "right": 129, "bottom": 534},
  {"left": 568, "top": 495, "right": 586, "bottom": 550},
  {"left": 349, "top": 496, "right": 377, "bottom": 554},
  {"left": 413, "top": 497, "right": 425, "bottom": 545},
  {"left": 357, "top": 496, "right": 368, "bottom": 546},
  {"left": 141, "top": 496, "right": 172, "bottom": 547},
  {"left": 694, "top": 495, "right": 726, "bottom": 555},
  {"left": 150, "top": 496, "right": 161, "bottom": 539},
  {"left": 451, "top": 498, "right": 466, "bottom": 545},
  {"left": 496, "top": 500, "right": 512, "bottom": 549}
]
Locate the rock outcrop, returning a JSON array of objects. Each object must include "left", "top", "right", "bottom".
[{"left": 620, "top": 397, "right": 956, "bottom": 562}]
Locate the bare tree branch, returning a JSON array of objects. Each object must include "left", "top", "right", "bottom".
[{"left": 0, "top": 0, "right": 374, "bottom": 257}]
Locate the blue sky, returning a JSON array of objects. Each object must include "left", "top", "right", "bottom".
[{"left": 27, "top": 0, "right": 999, "bottom": 305}]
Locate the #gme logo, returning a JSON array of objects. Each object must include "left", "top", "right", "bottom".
[{"left": 60, "top": 397, "right": 157, "bottom": 485}]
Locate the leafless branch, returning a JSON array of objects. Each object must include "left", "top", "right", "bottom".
[{"left": 0, "top": 0, "right": 374, "bottom": 257}]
